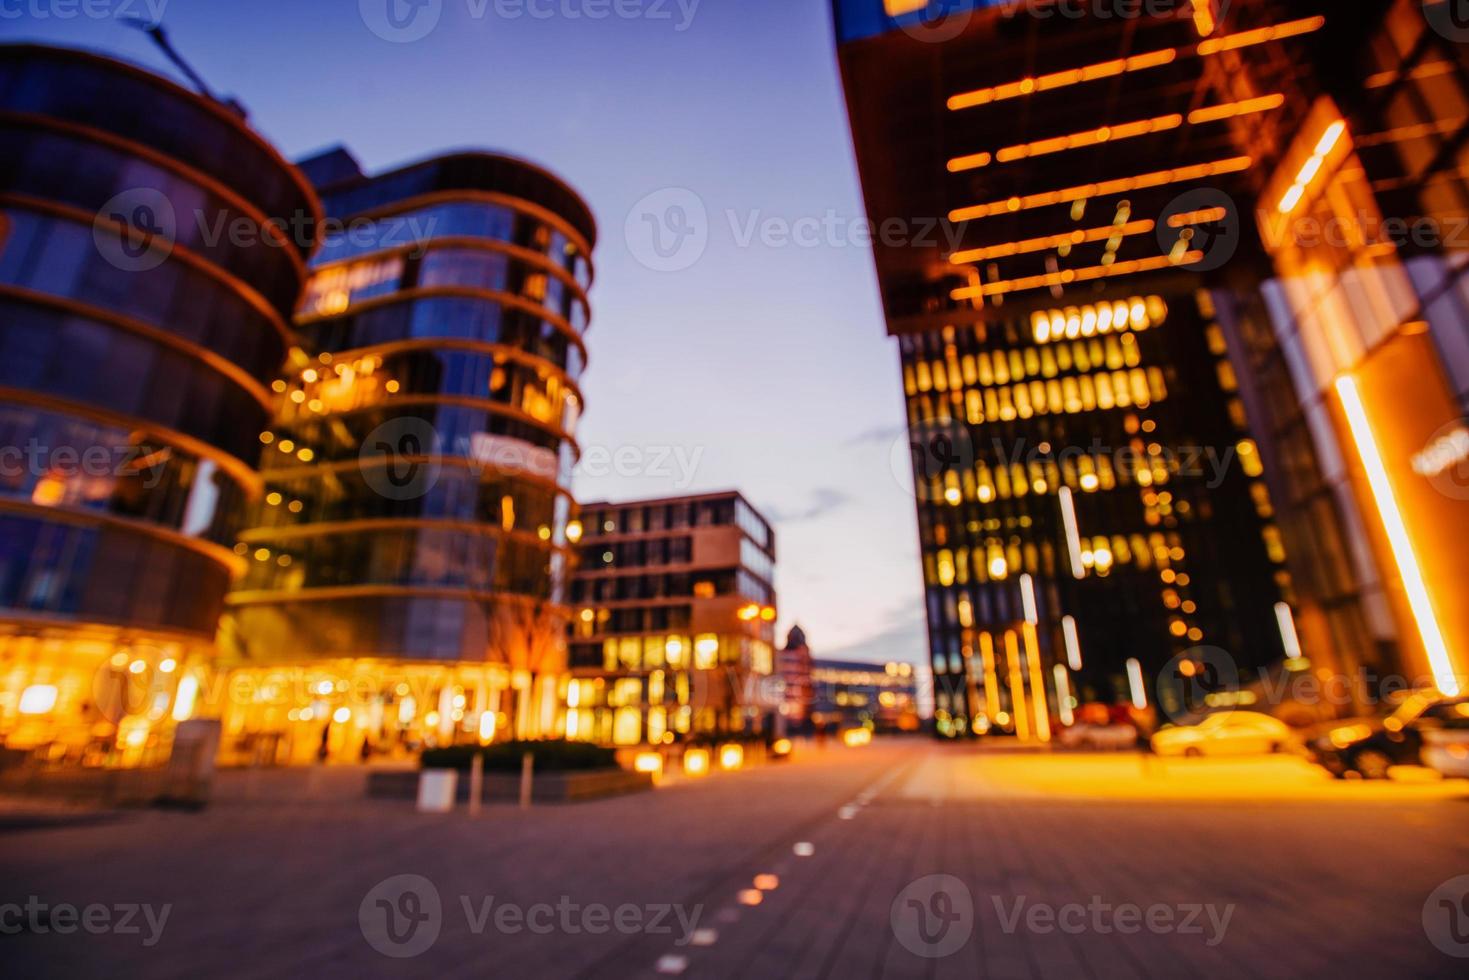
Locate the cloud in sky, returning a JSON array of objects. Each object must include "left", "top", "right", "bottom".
[{"left": 763, "top": 487, "right": 853, "bottom": 524}]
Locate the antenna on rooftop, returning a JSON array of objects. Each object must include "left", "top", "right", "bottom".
[{"left": 122, "top": 17, "right": 247, "bottom": 119}]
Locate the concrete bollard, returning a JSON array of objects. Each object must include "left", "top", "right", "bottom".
[
  {"left": 468, "top": 753, "right": 483, "bottom": 816},
  {"left": 519, "top": 751, "right": 533, "bottom": 809},
  {"left": 417, "top": 769, "right": 457, "bottom": 813}
]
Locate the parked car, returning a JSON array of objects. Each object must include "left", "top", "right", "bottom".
[
  {"left": 1421, "top": 727, "right": 1469, "bottom": 779},
  {"left": 1150, "top": 711, "right": 1293, "bottom": 757},
  {"left": 1057, "top": 702, "right": 1138, "bottom": 750},
  {"left": 1308, "top": 691, "right": 1469, "bottom": 779}
]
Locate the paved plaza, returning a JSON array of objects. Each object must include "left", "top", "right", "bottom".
[{"left": 3, "top": 741, "right": 1467, "bottom": 978}]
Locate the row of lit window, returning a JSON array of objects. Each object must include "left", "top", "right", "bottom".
[
  {"left": 922, "top": 444, "right": 1179, "bottom": 506},
  {"left": 1030, "top": 296, "right": 1167, "bottom": 345},
  {"left": 596, "top": 633, "right": 774, "bottom": 674},
  {"left": 905, "top": 332, "right": 1144, "bottom": 394},
  {"left": 909, "top": 367, "right": 1166, "bottom": 427},
  {"left": 927, "top": 531, "right": 1188, "bottom": 588}
]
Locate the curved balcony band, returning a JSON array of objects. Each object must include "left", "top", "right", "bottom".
[
  {"left": 0, "top": 44, "right": 318, "bottom": 649},
  {"left": 297, "top": 290, "right": 587, "bottom": 380},
  {"left": 231, "top": 149, "right": 596, "bottom": 665},
  {"left": 0, "top": 45, "right": 321, "bottom": 254}
]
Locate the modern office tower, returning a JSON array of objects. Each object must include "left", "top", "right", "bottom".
[
  {"left": 832, "top": 2, "right": 1316, "bottom": 736},
  {"left": 0, "top": 45, "right": 318, "bottom": 764},
  {"left": 566, "top": 492, "right": 777, "bottom": 745},
  {"left": 221, "top": 147, "right": 595, "bottom": 763},
  {"left": 1216, "top": 0, "right": 1469, "bottom": 701},
  {"left": 808, "top": 658, "right": 920, "bottom": 734}
]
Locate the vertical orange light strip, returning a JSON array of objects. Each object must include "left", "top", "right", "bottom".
[
  {"left": 1023, "top": 623, "right": 1052, "bottom": 742},
  {"left": 980, "top": 631, "right": 1001, "bottom": 722},
  {"left": 1004, "top": 630, "right": 1031, "bottom": 741},
  {"left": 1053, "top": 665, "right": 1074, "bottom": 726},
  {"left": 1335, "top": 376, "right": 1460, "bottom": 696}
]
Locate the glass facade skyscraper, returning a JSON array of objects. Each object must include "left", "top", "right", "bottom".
[
  {"left": 831, "top": 1, "right": 1346, "bottom": 736},
  {"left": 219, "top": 148, "right": 597, "bottom": 763},
  {"left": 0, "top": 45, "right": 318, "bottom": 764}
]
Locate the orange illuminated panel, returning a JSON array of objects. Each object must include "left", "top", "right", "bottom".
[
  {"left": 948, "top": 220, "right": 1155, "bottom": 265},
  {"left": 1187, "top": 94, "right": 1285, "bottom": 125},
  {"left": 946, "top": 17, "right": 1324, "bottom": 112},
  {"left": 950, "top": 114, "right": 1182, "bottom": 171},
  {"left": 951, "top": 253, "right": 1203, "bottom": 300},
  {"left": 1335, "top": 333, "right": 1469, "bottom": 696},
  {"left": 947, "top": 49, "right": 1177, "bottom": 111},
  {"left": 1196, "top": 16, "right": 1326, "bottom": 55},
  {"left": 948, "top": 157, "right": 1252, "bottom": 223}
]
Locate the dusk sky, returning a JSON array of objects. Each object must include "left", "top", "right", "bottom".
[{"left": 4, "top": 0, "right": 929, "bottom": 671}]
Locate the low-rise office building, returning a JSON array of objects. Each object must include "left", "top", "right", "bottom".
[{"left": 567, "top": 491, "right": 777, "bottom": 745}]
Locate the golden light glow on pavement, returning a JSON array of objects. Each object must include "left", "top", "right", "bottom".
[
  {"left": 896, "top": 749, "right": 1469, "bottom": 803},
  {"left": 1336, "top": 375, "right": 1460, "bottom": 695}
]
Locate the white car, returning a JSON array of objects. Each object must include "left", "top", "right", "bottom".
[
  {"left": 1421, "top": 728, "right": 1469, "bottom": 778},
  {"left": 1151, "top": 711, "right": 1292, "bottom": 757}
]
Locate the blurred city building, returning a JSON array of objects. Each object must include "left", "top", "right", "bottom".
[
  {"left": 0, "top": 45, "right": 318, "bottom": 766},
  {"left": 809, "top": 658, "right": 920, "bottom": 734},
  {"left": 567, "top": 491, "right": 778, "bottom": 745},
  {"left": 776, "top": 624, "right": 814, "bottom": 730},
  {"left": 219, "top": 147, "right": 596, "bottom": 763}
]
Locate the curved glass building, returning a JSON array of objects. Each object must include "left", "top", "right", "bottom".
[
  {"left": 222, "top": 148, "right": 596, "bottom": 763},
  {"left": 0, "top": 45, "right": 319, "bottom": 764}
]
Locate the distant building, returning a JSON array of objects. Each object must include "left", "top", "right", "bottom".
[
  {"left": 809, "top": 658, "right": 919, "bottom": 734},
  {"left": 776, "top": 624, "right": 813, "bottom": 729},
  {"left": 0, "top": 45, "right": 317, "bottom": 766},
  {"left": 567, "top": 491, "right": 777, "bottom": 745}
]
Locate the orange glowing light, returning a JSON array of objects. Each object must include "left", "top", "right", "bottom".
[
  {"left": 949, "top": 220, "right": 1155, "bottom": 265},
  {"left": 1187, "top": 94, "right": 1285, "bottom": 125},
  {"left": 950, "top": 253, "right": 1203, "bottom": 300},
  {"left": 948, "top": 157, "right": 1252, "bottom": 223},
  {"left": 1336, "top": 376, "right": 1459, "bottom": 696}
]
